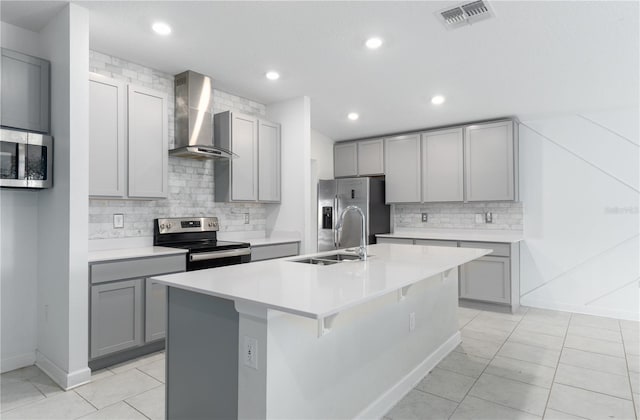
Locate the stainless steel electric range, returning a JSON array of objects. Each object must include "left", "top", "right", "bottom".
[{"left": 153, "top": 217, "right": 251, "bottom": 271}]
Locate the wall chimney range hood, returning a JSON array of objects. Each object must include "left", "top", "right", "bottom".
[{"left": 170, "top": 70, "right": 235, "bottom": 160}]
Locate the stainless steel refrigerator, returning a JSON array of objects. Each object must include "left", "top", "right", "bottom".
[{"left": 318, "top": 177, "right": 390, "bottom": 252}]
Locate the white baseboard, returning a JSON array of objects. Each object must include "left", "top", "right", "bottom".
[
  {"left": 521, "top": 298, "right": 640, "bottom": 321},
  {"left": 1, "top": 351, "right": 36, "bottom": 373},
  {"left": 35, "top": 351, "right": 91, "bottom": 390},
  {"left": 357, "top": 332, "right": 462, "bottom": 420}
]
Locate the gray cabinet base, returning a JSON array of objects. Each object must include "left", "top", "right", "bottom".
[{"left": 88, "top": 340, "right": 164, "bottom": 371}]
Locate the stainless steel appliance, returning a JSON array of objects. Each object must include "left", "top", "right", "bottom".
[
  {"left": 318, "top": 177, "right": 390, "bottom": 252},
  {"left": 0, "top": 128, "right": 52, "bottom": 189},
  {"left": 153, "top": 217, "right": 251, "bottom": 271},
  {"left": 170, "top": 70, "right": 236, "bottom": 160}
]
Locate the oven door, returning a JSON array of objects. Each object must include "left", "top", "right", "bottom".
[
  {"left": 187, "top": 247, "right": 251, "bottom": 271},
  {"left": 0, "top": 129, "right": 52, "bottom": 188}
]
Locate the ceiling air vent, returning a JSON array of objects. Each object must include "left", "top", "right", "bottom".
[{"left": 437, "top": 0, "right": 494, "bottom": 30}]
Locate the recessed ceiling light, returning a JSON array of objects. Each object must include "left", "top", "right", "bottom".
[
  {"left": 431, "top": 95, "right": 446, "bottom": 105},
  {"left": 152, "top": 22, "right": 172, "bottom": 36},
  {"left": 347, "top": 112, "right": 359, "bottom": 121},
  {"left": 265, "top": 71, "right": 280, "bottom": 81},
  {"left": 365, "top": 37, "right": 383, "bottom": 50}
]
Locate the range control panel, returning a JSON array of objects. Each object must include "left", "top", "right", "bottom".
[{"left": 157, "top": 217, "right": 219, "bottom": 234}]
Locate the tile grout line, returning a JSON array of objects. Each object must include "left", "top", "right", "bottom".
[
  {"left": 123, "top": 400, "right": 153, "bottom": 420},
  {"left": 72, "top": 389, "right": 100, "bottom": 412},
  {"left": 541, "top": 312, "right": 572, "bottom": 415},
  {"left": 620, "top": 323, "right": 639, "bottom": 420}
]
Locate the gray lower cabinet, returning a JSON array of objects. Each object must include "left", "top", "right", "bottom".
[
  {"left": 145, "top": 279, "right": 167, "bottom": 342},
  {"left": 90, "top": 279, "right": 144, "bottom": 359},
  {"left": 1, "top": 48, "right": 50, "bottom": 133},
  {"left": 459, "top": 256, "right": 511, "bottom": 304}
]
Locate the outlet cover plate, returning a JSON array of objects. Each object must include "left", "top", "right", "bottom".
[
  {"left": 421, "top": 213, "right": 428, "bottom": 222},
  {"left": 113, "top": 214, "right": 124, "bottom": 229},
  {"left": 243, "top": 336, "right": 258, "bottom": 369}
]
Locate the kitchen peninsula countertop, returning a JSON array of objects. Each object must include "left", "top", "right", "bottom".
[
  {"left": 377, "top": 228, "right": 524, "bottom": 243},
  {"left": 88, "top": 246, "right": 187, "bottom": 263},
  {"left": 152, "top": 243, "right": 490, "bottom": 319}
]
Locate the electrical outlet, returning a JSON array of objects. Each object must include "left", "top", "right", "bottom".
[
  {"left": 409, "top": 312, "right": 416, "bottom": 331},
  {"left": 421, "top": 213, "right": 428, "bottom": 222},
  {"left": 244, "top": 213, "right": 250, "bottom": 224},
  {"left": 113, "top": 214, "right": 124, "bottom": 229},
  {"left": 475, "top": 214, "right": 484, "bottom": 224},
  {"left": 485, "top": 212, "right": 493, "bottom": 224},
  {"left": 243, "top": 336, "right": 258, "bottom": 369}
]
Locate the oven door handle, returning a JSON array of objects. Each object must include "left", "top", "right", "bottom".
[{"left": 189, "top": 248, "right": 252, "bottom": 262}]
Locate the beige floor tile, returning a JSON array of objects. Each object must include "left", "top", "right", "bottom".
[
  {"left": 570, "top": 314, "right": 620, "bottom": 332},
  {"left": 627, "top": 353, "right": 640, "bottom": 373},
  {"left": 485, "top": 356, "right": 556, "bottom": 388},
  {"left": 564, "top": 334, "right": 625, "bottom": 358},
  {"left": 437, "top": 351, "right": 491, "bottom": 379},
  {"left": 497, "top": 341, "right": 561, "bottom": 368},
  {"left": 516, "top": 320, "right": 568, "bottom": 338},
  {"left": 75, "top": 368, "right": 161, "bottom": 409},
  {"left": 547, "top": 383, "right": 635, "bottom": 420},
  {"left": 27, "top": 369, "right": 64, "bottom": 398},
  {"left": 543, "top": 408, "right": 588, "bottom": 419},
  {"left": 125, "top": 385, "right": 165, "bottom": 420},
  {"left": 90, "top": 369, "right": 114, "bottom": 382},
  {"left": 107, "top": 351, "right": 164, "bottom": 375},
  {"left": 137, "top": 359, "right": 165, "bottom": 383},
  {"left": 508, "top": 330, "right": 565, "bottom": 351},
  {"left": 454, "top": 336, "right": 503, "bottom": 359},
  {"left": 461, "top": 324, "right": 511, "bottom": 344},
  {"left": 468, "top": 373, "right": 550, "bottom": 416},
  {"left": 1, "top": 390, "right": 96, "bottom": 419},
  {"left": 465, "top": 317, "right": 519, "bottom": 334},
  {"left": 457, "top": 307, "right": 481, "bottom": 319},
  {"left": 1, "top": 366, "right": 42, "bottom": 382},
  {"left": 386, "top": 389, "right": 458, "bottom": 420},
  {"left": 416, "top": 368, "right": 475, "bottom": 402},
  {"left": 554, "top": 363, "right": 632, "bottom": 400},
  {"left": 634, "top": 393, "right": 639, "bottom": 418},
  {"left": 567, "top": 324, "right": 622, "bottom": 343},
  {"left": 625, "top": 337, "right": 640, "bottom": 357},
  {"left": 559, "top": 347, "right": 628, "bottom": 376},
  {"left": 523, "top": 308, "right": 571, "bottom": 327},
  {"left": 630, "top": 371, "right": 639, "bottom": 395},
  {"left": 78, "top": 401, "right": 147, "bottom": 419},
  {"left": 475, "top": 308, "right": 528, "bottom": 322},
  {"left": 0, "top": 378, "right": 45, "bottom": 413},
  {"left": 450, "top": 395, "right": 541, "bottom": 420}
]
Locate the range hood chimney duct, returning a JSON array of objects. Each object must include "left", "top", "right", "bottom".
[{"left": 170, "top": 70, "right": 235, "bottom": 160}]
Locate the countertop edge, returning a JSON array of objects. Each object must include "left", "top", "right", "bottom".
[
  {"left": 88, "top": 246, "right": 188, "bottom": 263},
  {"left": 376, "top": 231, "right": 523, "bottom": 243}
]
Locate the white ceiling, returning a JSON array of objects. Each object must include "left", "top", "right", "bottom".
[{"left": 1, "top": 1, "right": 638, "bottom": 141}]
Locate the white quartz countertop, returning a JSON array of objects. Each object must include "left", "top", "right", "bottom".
[
  {"left": 152, "top": 243, "right": 490, "bottom": 320},
  {"left": 247, "top": 236, "right": 301, "bottom": 247},
  {"left": 377, "top": 229, "right": 524, "bottom": 243},
  {"left": 88, "top": 246, "right": 187, "bottom": 263}
]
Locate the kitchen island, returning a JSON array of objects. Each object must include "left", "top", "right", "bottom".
[{"left": 153, "top": 243, "right": 489, "bottom": 419}]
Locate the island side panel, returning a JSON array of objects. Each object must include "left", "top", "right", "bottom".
[
  {"left": 166, "top": 288, "right": 239, "bottom": 419},
  {"left": 260, "top": 271, "right": 460, "bottom": 420}
]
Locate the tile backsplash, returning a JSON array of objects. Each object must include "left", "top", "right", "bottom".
[
  {"left": 394, "top": 202, "right": 523, "bottom": 231},
  {"left": 88, "top": 50, "right": 268, "bottom": 240}
]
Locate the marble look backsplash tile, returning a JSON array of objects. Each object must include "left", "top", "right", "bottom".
[{"left": 394, "top": 202, "right": 523, "bottom": 231}]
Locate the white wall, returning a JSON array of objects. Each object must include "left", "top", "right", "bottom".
[
  {"left": 519, "top": 108, "right": 640, "bottom": 320},
  {"left": 36, "top": 3, "right": 91, "bottom": 388},
  {"left": 266, "top": 97, "right": 312, "bottom": 252},
  {"left": 0, "top": 23, "right": 42, "bottom": 373},
  {"left": 310, "top": 129, "right": 334, "bottom": 180}
]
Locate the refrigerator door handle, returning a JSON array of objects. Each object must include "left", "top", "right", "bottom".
[{"left": 334, "top": 195, "right": 339, "bottom": 248}]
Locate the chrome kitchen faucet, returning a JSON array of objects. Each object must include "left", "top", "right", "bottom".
[{"left": 336, "top": 205, "right": 368, "bottom": 261}]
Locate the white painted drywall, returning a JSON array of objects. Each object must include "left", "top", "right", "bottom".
[
  {"left": 36, "top": 3, "right": 90, "bottom": 388},
  {"left": 519, "top": 109, "right": 640, "bottom": 320},
  {"left": 265, "top": 97, "right": 312, "bottom": 253},
  {"left": 0, "top": 22, "right": 42, "bottom": 373},
  {"left": 310, "top": 129, "right": 334, "bottom": 180}
]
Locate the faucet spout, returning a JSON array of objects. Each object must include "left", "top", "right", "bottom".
[{"left": 336, "top": 205, "right": 367, "bottom": 261}]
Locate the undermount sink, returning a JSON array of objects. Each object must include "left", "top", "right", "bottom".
[{"left": 290, "top": 252, "right": 363, "bottom": 265}]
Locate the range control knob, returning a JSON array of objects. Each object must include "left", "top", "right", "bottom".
[
  {"left": 208, "top": 222, "right": 213, "bottom": 227},
  {"left": 160, "top": 224, "right": 165, "bottom": 230},
  {"left": 167, "top": 223, "right": 172, "bottom": 229}
]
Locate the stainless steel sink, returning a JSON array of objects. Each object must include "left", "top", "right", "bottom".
[
  {"left": 318, "top": 253, "right": 361, "bottom": 262},
  {"left": 290, "top": 252, "right": 363, "bottom": 265}
]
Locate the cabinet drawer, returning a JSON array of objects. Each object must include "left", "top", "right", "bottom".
[
  {"left": 91, "top": 254, "right": 186, "bottom": 284},
  {"left": 251, "top": 242, "right": 300, "bottom": 261},
  {"left": 459, "top": 241, "right": 510, "bottom": 257},
  {"left": 414, "top": 239, "right": 458, "bottom": 247},
  {"left": 376, "top": 237, "right": 414, "bottom": 245}
]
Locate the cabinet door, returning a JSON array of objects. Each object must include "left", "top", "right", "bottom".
[
  {"left": 422, "top": 128, "right": 464, "bottom": 202},
  {"left": 384, "top": 134, "right": 421, "bottom": 203},
  {"left": 376, "top": 237, "right": 414, "bottom": 245},
  {"left": 459, "top": 256, "right": 510, "bottom": 304},
  {"left": 357, "top": 139, "right": 384, "bottom": 176},
  {"left": 1, "top": 49, "right": 50, "bottom": 133},
  {"left": 257, "top": 119, "right": 281, "bottom": 202},
  {"left": 334, "top": 143, "right": 358, "bottom": 178},
  {"left": 127, "top": 85, "right": 168, "bottom": 198},
  {"left": 145, "top": 279, "right": 167, "bottom": 342},
  {"left": 91, "top": 279, "right": 143, "bottom": 359},
  {"left": 231, "top": 113, "right": 258, "bottom": 201},
  {"left": 89, "top": 74, "right": 126, "bottom": 197},
  {"left": 464, "top": 121, "right": 515, "bottom": 201}
]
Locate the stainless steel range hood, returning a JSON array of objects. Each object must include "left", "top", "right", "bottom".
[{"left": 170, "top": 70, "right": 235, "bottom": 160}]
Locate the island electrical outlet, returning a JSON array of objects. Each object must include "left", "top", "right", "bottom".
[{"left": 243, "top": 336, "right": 258, "bottom": 369}]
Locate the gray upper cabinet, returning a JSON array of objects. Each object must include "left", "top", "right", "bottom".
[
  {"left": 334, "top": 142, "right": 358, "bottom": 178},
  {"left": 1, "top": 48, "right": 50, "bottom": 133},
  {"left": 231, "top": 113, "right": 258, "bottom": 201},
  {"left": 127, "top": 85, "right": 169, "bottom": 199},
  {"left": 384, "top": 134, "right": 422, "bottom": 203},
  {"left": 258, "top": 119, "right": 281, "bottom": 202},
  {"left": 422, "top": 128, "right": 464, "bottom": 202},
  {"left": 464, "top": 121, "right": 515, "bottom": 201},
  {"left": 89, "top": 74, "right": 126, "bottom": 197},
  {"left": 357, "top": 139, "right": 384, "bottom": 176}
]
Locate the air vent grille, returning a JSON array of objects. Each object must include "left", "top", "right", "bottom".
[{"left": 437, "top": 0, "right": 494, "bottom": 30}]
